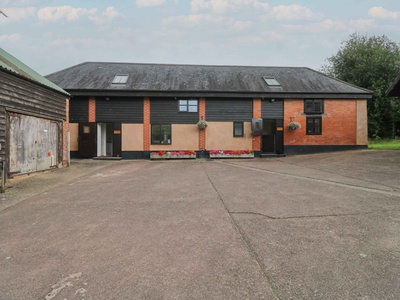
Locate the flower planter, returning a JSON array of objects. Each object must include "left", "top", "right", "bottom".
[
  {"left": 209, "top": 150, "right": 254, "bottom": 159},
  {"left": 150, "top": 151, "right": 196, "bottom": 160},
  {"left": 209, "top": 153, "right": 254, "bottom": 159}
]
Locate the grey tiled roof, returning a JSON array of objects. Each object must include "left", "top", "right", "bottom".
[{"left": 46, "top": 62, "right": 372, "bottom": 98}]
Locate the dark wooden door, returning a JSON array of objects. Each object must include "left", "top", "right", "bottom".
[
  {"left": 275, "top": 119, "right": 284, "bottom": 154},
  {"left": 113, "top": 123, "right": 122, "bottom": 157},
  {"left": 79, "top": 122, "right": 97, "bottom": 158},
  {"left": 262, "top": 119, "right": 276, "bottom": 153}
]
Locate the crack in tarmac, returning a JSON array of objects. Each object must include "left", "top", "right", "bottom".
[
  {"left": 218, "top": 161, "right": 400, "bottom": 198},
  {"left": 201, "top": 162, "right": 282, "bottom": 300},
  {"left": 229, "top": 209, "right": 400, "bottom": 220}
]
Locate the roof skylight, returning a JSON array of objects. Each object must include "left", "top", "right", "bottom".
[
  {"left": 112, "top": 74, "right": 129, "bottom": 84},
  {"left": 263, "top": 77, "right": 281, "bottom": 86}
]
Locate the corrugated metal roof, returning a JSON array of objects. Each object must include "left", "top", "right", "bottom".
[
  {"left": 386, "top": 75, "right": 400, "bottom": 97},
  {"left": 0, "top": 48, "right": 70, "bottom": 96},
  {"left": 46, "top": 62, "right": 372, "bottom": 98}
]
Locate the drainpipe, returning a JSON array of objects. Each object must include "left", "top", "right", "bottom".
[{"left": 0, "top": 160, "right": 5, "bottom": 193}]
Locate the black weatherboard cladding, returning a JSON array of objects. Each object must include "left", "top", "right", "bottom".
[
  {"left": 150, "top": 98, "right": 198, "bottom": 124},
  {"left": 96, "top": 97, "right": 143, "bottom": 123},
  {"left": 206, "top": 99, "right": 252, "bottom": 122},
  {"left": 69, "top": 97, "right": 88, "bottom": 122},
  {"left": 262, "top": 99, "right": 283, "bottom": 119}
]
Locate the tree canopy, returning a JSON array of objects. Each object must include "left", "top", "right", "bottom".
[{"left": 322, "top": 34, "right": 400, "bottom": 138}]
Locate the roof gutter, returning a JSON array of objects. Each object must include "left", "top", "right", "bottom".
[{"left": 66, "top": 89, "right": 373, "bottom": 99}]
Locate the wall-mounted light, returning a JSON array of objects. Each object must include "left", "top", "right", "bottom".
[
  {"left": 105, "top": 97, "right": 110, "bottom": 101},
  {"left": 270, "top": 98, "right": 275, "bottom": 102}
]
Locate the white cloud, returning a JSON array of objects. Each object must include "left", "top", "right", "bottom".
[
  {"left": 235, "top": 31, "right": 286, "bottom": 44},
  {"left": 37, "top": 6, "right": 97, "bottom": 22},
  {"left": 90, "top": 7, "right": 122, "bottom": 25},
  {"left": 283, "top": 18, "right": 375, "bottom": 34},
  {"left": 0, "top": 7, "right": 36, "bottom": 23},
  {"left": 368, "top": 7, "right": 400, "bottom": 20},
  {"left": 163, "top": 13, "right": 228, "bottom": 26},
  {"left": 0, "top": 33, "right": 22, "bottom": 42},
  {"left": 270, "top": 4, "right": 323, "bottom": 21},
  {"left": 136, "top": 0, "right": 166, "bottom": 8},
  {"left": 50, "top": 38, "right": 104, "bottom": 47},
  {"left": 232, "top": 20, "right": 252, "bottom": 31},
  {"left": 36, "top": 6, "right": 121, "bottom": 24},
  {"left": 191, "top": 0, "right": 268, "bottom": 14}
]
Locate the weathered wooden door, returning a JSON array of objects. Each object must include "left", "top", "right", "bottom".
[
  {"left": 78, "top": 122, "right": 97, "bottom": 158},
  {"left": 9, "top": 113, "right": 59, "bottom": 175}
]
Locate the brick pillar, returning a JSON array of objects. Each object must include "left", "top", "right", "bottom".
[
  {"left": 89, "top": 97, "right": 96, "bottom": 122},
  {"left": 62, "top": 97, "right": 70, "bottom": 167},
  {"left": 252, "top": 98, "right": 261, "bottom": 151},
  {"left": 143, "top": 97, "right": 151, "bottom": 151},
  {"left": 199, "top": 98, "right": 206, "bottom": 150}
]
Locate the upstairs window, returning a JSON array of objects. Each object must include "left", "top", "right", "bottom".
[
  {"left": 179, "top": 100, "right": 198, "bottom": 112},
  {"left": 304, "top": 99, "right": 324, "bottom": 114},
  {"left": 263, "top": 77, "right": 281, "bottom": 86},
  {"left": 112, "top": 74, "right": 129, "bottom": 84}
]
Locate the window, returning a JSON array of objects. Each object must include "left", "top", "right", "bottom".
[
  {"left": 304, "top": 99, "right": 324, "bottom": 114},
  {"left": 233, "top": 122, "right": 244, "bottom": 137},
  {"left": 306, "top": 117, "right": 322, "bottom": 135},
  {"left": 112, "top": 74, "right": 129, "bottom": 84},
  {"left": 179, "top": 99, "right": 198, "bottom": 112},
  {"left": 263, "top": 77, "right": 281, "bottom": 86},
  {"left": 151, "top": 124, "right": 171, "bottom": 144}
]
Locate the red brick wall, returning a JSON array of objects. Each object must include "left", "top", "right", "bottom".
[
  {"left": 89, "top": 97, "right": 96, "bottom": 122},
  {"left": 143, "top": 97, "right": 150, "bottom": 151},
  {"left": 252, "top": 98, "right": 261, "bottom": 151},
  {"left": 284, "top": 99, "right": 357, "bottom": 145},
  {"left": 199, "top": 98, "right": 206, "bottom": 150}
]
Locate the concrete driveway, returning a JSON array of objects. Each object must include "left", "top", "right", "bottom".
[{"left": 0, "top": 150, "right": 399, "bottom": 299}]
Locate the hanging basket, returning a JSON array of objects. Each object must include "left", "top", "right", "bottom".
[
  {"left": 197, "top": 121, "right": 208, "bottom": 130},
  {"left": 288, "top": 122, "right": 301, "bottom": 131}
]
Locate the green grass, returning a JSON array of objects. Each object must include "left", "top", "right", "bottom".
[{"left": 368, "top": 139, "right": 400, "bottom": 150}]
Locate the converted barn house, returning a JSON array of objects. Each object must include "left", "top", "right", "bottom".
[
  {"left": 0, "top": 48, "right": 70, "bottom": 177},
  {"left": 46, "top": 62, "right": 372, "bottom": 159}
]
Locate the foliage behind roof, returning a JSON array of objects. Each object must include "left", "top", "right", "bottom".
[
  {"left": 0, "top": 48, "right": 69, "bottom": 96},
  {"left": 46, "top": 62, "right": 372, "bottom": 98}
]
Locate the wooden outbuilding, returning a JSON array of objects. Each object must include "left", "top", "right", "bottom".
[{"left": 0, "top": 48, "right": 70, "bottom": 178}]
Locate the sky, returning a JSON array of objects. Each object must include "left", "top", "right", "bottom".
[{"left": 1, "top": 0, "right": 400, "bottom": 76}]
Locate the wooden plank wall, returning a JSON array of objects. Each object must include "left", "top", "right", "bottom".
[{"left": 0, "top": 70, "right": 67, "bottom": 163}]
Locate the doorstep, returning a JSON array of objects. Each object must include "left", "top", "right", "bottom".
[
  {"left": 259, "top": 153, "right": 287, "bottom": 158},
  {"left": 93, "top": 157, "right": 123, "bottom": 160}
]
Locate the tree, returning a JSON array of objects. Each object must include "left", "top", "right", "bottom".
[{"left": 321, "top": 34, "right": 400, "bottom": 138}]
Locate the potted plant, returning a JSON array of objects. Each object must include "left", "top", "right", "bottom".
[
  {"left": 288, "top": 122, "right": 301, "bottom": 131},
  {"left": 150, "top": 150, "right": 196, "bottom": 160},
  {"left": 209, "top": 150, "right": 254, "bottom": 159},
  {"left": 197, "top": 120, "right": 208, "bottom": 130}
]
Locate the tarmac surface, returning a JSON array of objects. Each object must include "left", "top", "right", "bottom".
[{"left": 0, "top": 150, "right": 399, "bottom": 299}]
